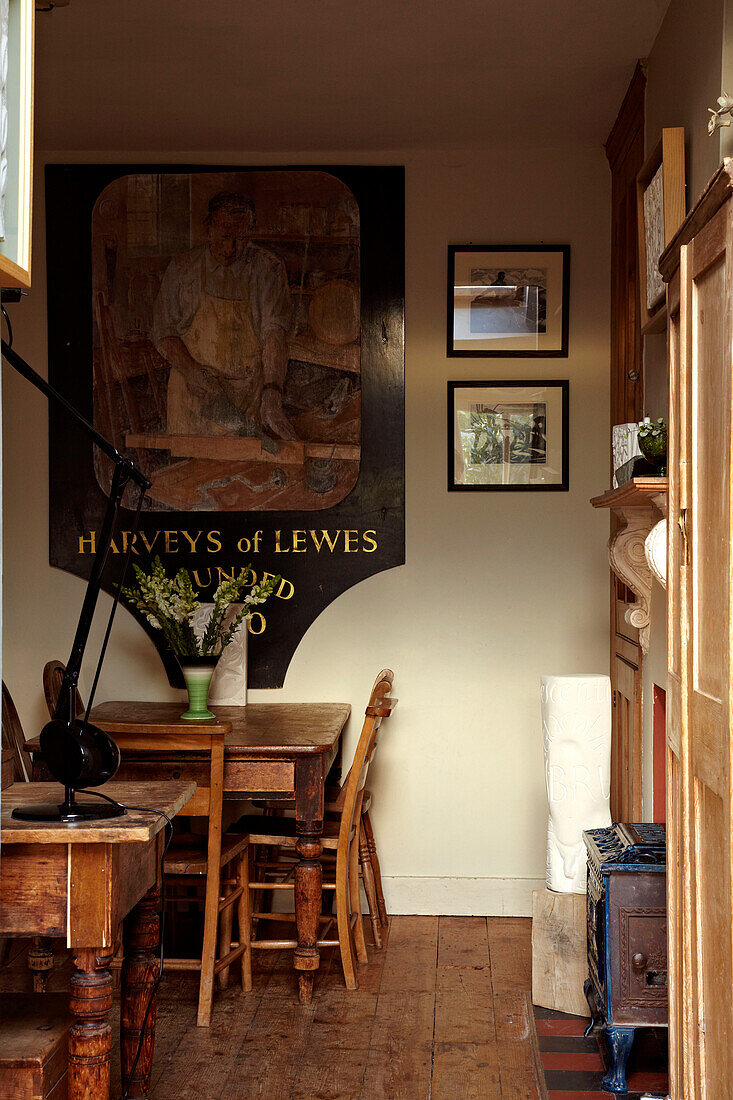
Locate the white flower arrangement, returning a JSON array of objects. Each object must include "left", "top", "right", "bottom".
[{"left": 122, "top": 556, "right": 280, "bottom": 658}]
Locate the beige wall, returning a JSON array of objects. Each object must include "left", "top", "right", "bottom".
[
  {"left": 3, "top": 143, "right": 611, "bottom": 913},
  {"left": 646, "top": 0, "right": 724, "bottom": 207}
]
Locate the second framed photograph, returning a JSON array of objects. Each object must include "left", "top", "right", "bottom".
[
  {"left": 448, "top": 380, "right": 569, "bottom": 491},
  {"left": 448, "top": 245, "right": 570, "bottom": 356}
]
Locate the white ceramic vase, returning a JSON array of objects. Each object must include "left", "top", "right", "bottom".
[
  {"left": 541, "top": 674, "right": 612, "bottom": 894},
  {"left": 192, "top": 603, "right": 248, "bottom": 706}
]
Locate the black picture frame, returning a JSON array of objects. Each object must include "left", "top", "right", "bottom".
[
  {"left": 447, "top": 379, "right": 569, "bottom": 492},
  {"left": 447, "top": 245, "right": 570, "bottom": 357}
]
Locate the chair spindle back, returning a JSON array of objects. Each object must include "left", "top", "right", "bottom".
[
  {"left": 2, "top": 682, "right": 29, "bottom": 783},
  {"left": 42, "top": 659, "right": 86, "bottom": 720},
  {"left": 336, "top": 670, "right": 396, "bottom": 860}
]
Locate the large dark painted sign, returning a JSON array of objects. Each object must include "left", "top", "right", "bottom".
[{"left": 46, "top": 165, "right": 405, "bottom": 687}]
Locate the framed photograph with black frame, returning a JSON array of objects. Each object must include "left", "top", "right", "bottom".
[
  {"left": 448, "top": 379, "right": 569, "bottom": 492},
  {"left": 447, "top": 245, "right": 570, "bottom": 357}
]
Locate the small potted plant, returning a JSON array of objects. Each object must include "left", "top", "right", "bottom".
[
  {"left": 637, "top": 417, "right": 667, "bottom": 476},
  {"left": 123, "top": 557, "right": 280, "bottom": 720}
]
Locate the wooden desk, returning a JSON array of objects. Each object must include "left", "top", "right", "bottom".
[
  {"left": 0, "top": 780, "right": 195, "bottom": 1100},
  {"left": 28, "top": 702, "right": 350, "bottom": 1004}
]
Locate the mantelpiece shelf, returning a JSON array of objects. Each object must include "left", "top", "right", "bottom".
[
  {"left": 591, "top": 477, "right": 668, "bottom": 655},
  {"left": 590, "top": 476, "right": 668, "bottom": 510}
]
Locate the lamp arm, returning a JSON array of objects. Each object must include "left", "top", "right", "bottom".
[
  {"left": 55, "top": 461, "right": 129, "bottom": 723},
  {"left": 1, "top": 338, "right": 151, "bottom": 490},
  {"left": 0, "top": 338, "right": 151, "bottom": 722}
]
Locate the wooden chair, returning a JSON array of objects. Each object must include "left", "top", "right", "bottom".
[
  {"left": 2, "top": 682, "right": 29, "bottom": 783},
  {"left": 42, "top": 659, "right": 85, "bottom": 720},
  {"left": 255, "top": 669, "right": 390, "bottom": 947},
  {"left": 1, "top": 682, "right": 56, "bottom": 991},
  {"left": 43, "top": 662, "right": 245, "bottom": 1023},
  {"left": 104, "top": 724, "right": 249, "bottom": 1026},
  {"left": 235, "top": 670, "right": 396, "bottom": 990}
]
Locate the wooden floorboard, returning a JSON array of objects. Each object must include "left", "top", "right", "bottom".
[{"left": 0, "top": 916, "right": 546, "bottom": 1098}]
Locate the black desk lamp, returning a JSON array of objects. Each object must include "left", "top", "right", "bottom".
[{"left": 2, "top": 333, "right": 151, "bottom": 822}]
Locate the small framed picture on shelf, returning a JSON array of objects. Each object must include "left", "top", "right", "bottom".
[
  {"left": 448, "top": 379, "right": 569, "bottom": 492},
  {"left": 447, "top": 245, "right": 570, "bottom": 357},
  {"left": 636, "top": 127, "right": 685, "bottom": 332}
]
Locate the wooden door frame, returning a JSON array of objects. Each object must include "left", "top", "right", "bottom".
[{"left": 605, "top": 63, "right": 646, "bottom": 821}]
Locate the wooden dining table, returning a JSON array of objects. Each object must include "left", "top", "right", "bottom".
[
  {"left": 27, "top": 701, "right": 350, "bottom": 1004},
  {"left": 0, "top": 780, "right": 196, "bottom": 1100}
]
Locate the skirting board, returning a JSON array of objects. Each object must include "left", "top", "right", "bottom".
[{"left": 382, "top": 876, "right": 545, "bottom": 917}]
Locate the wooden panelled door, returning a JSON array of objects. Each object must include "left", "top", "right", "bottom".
[{"left": 665, "top": 167, "right": 733, "bottom": 1098}]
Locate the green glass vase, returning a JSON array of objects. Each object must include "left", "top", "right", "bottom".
[{"left": 179, "top": 656, "right": 219, "bottom": 721}]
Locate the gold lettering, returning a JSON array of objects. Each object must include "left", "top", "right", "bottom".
[
  {"left": 181, "top": 530, "right": 203, "bottom": 552},
  {"left": 207, "top": 531, "right": 222, "bottom": 553},
  {"left": 275, "top": 530, "right": 288, "bottom": 552},
  {"left": 276, "top": 578, "right": 295, "bottom": 600},
  {"left": 237, "top": 535, "right": 252, "bottom": 554},
  {"left": 292, "top": 530, "right": 307, "bottom": 552},
  {"left": 139, "top": 531, "right": 160, "bottom": 554},
  {"left": 343, "top": 530, "right": 359, "bottom": 552},
  {"left": 362, "top": 530, "right": 378, "bottom": 553},
  {"left": 248, "top": 612, "right": 266, "bottom": 635},
  {"left": 78, "top": 531, "right": 96, "bottom": 554},
  {"left": 110, "top": 537, "right": 120, "bottom": 554},
  {"left": 192, "top": 569, "right": 212, "bottom": 588},
  {"left": 252, "top": 530, "right": 263, "bottom": 552},
  {"left": 217, "top": 566, "right": 235, "bottom": 584},
  {"left": 121, "top": 531, "right": 139, "bottom": 554},
  {"left": 164, "top": 531, "right": 179, "bottom": 553},
  {"left": 309, "top": 529, "right": 340, "bottom": 552}
]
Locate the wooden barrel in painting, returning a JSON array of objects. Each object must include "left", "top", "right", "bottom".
[{"left": 308, "top": 278, "right": 359, "bottom": 346}]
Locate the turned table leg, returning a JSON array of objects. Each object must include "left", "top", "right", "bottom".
[
  {"left": 28, "top": 936, "right": 55, "bottom": 992},
  {"left": 121, "top": 881, "right": 161, "bottom": 1100},
  {"left": 294, "top": 757, "right": 325, "bottom": 1004},
  {"left": 68, "top": 947, "right": 114, "bottom": 1100},
  {"left": 294, "top": 832, "right": 323, "bottom": 1003}
]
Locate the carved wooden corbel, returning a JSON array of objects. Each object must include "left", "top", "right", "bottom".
[
  {"left": 607, "top": 491, "right": 667, "bottom": 654},
  {"left": 644, "top": 517, "right": 667, "bottom": 590}
]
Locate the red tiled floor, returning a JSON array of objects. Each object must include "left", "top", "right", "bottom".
[
  {"left": 536, "top": 1018, "right": 590, "bottom": 1036},
  {"left": 534, "top": 1004, "right": 668, "bottom": 1100},
  {"left": 548, "top": 1092, "right": 611, "bottom": 1100},
  {"left": 541, "top": 1052, "right": 605, "bottom": 1071}
]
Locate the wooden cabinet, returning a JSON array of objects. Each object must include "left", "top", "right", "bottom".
[{"left": 660, "top": 160, "right": 733, "bottom": 1099}]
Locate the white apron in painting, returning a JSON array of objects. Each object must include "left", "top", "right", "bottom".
[
  {"left": 192, "top": 603, "right": 248, "bottom": 706},
  {"left": 541, "top": 674, "right": 612, "bottom": 893}
]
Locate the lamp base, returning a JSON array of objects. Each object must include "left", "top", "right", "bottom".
[{"left": 12, "top": 800, "right": 126, "bottom": 823}]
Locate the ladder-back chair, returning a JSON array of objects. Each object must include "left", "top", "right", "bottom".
[
  {"left": 1, "top": 682, "right": 56, "bottom": 990},
  {"left": 235, "top": 670, "right": 396, "bottom": 990},
  {"left": 2, "top": 682, "right": 29, "bottom": 783},
  {"left": 103, "top": 722, "right": 248, "bottom": 1026},
  {"left": 42, "top": 659, "right": 85, "bottom": 721},
  {"left": 254, "top": 669, "right": 390, "bottom": 946}
]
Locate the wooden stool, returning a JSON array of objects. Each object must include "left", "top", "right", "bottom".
[{"left": 0, "top": 993, "right": 70, "bottom": 1099}]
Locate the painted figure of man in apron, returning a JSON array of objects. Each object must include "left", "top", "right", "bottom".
[{"left": 153, "top": 191, "right": 295, "bottom": 440}]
